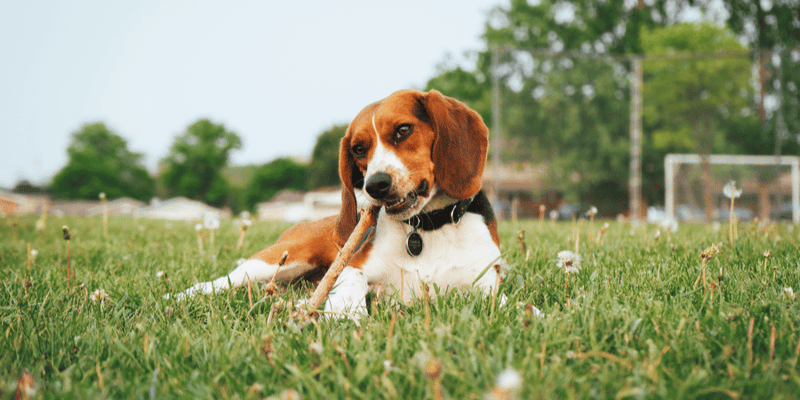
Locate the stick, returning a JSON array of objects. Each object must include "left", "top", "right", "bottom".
[{"left": 302, "top": 205, "right": 380, "bottom": 316}]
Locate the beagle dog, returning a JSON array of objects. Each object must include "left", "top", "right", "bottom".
[{"left": 174, "top": 89, "right": 508, "bottom": 318}]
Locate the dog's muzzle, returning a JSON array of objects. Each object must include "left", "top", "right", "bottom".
[{"left": 365, "top": 174, "right": 428, "bottom": 215}]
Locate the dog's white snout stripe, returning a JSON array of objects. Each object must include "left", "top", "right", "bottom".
[{"left": 367, "top": 115, "right": 407, "bottom": 180}]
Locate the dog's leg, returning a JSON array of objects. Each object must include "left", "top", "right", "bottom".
[
  {"left": 323, "top": 266, "right": 369, "bottom": 321},
  {"left": 170, "top": 258, "right": 316, "bottom": 300}
]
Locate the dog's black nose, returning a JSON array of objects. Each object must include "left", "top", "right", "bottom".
[{"left": 365, "top": 172, "right": 392, "bottom": 199}]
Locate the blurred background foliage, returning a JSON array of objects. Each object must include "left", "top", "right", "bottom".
[{"left": 30, "top": 0, "right": 800, "bottom": 215}]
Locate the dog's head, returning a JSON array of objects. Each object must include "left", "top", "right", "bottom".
[{"left": 334, "top": 89, "right": 489, "bottom": 246}]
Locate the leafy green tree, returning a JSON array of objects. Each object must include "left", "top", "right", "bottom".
[
  {"left": 425, "top": 66, "right": 492, "bottom": 123},
  {"left": 12, "top": 180, "right": 48, "bottom": 195},
  {"left": 50, "top": 122, "right": 155, "bottom": 201},
  {"left": 721, "top": 0, "right": 800, "bottom": 153},
  {"left": 427, "top": 0, "right": 795, "bottom": 212},
  {"left": 246, "top": 157, "right": 306, "bottom": 209},
  {"left": 160, "top": 119, "right": 241, "bottom": 207},
  {"left": 424, "top": 0, "right": 698, "bottom": 211},
  {"left": 306, "top": 125, "right": 347, "bottom": 190}
]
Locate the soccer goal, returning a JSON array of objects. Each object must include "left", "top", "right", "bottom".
[{"left": 664, "top": 154, "right": 800, "bottom": 224}]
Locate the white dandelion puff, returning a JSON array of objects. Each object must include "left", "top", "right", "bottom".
[
  {"left": 556, "top": 250, "right": 581, "bottom": 273},
  {"left": 309, "top": 342, "right": 324, "bottom": 354},
  {"left": 89, "top": 288, "right": 110, "bottom": 303},
  {"left": 660, "top": 217, "right": 678, "bottom": 233},
  {"left": 383, "top": 360, "right": 396, "bottom": 373},
  {"left": 496, "top": 368, "right": 522, "bottom": 391},
  {"left": 723, "top": 181, "right": 742, "bottom": 199},
  {"left": 203, "top": 213, "right": 220, "bottom": 230}
]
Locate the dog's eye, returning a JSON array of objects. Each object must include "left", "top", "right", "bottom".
[
  {"left": 351, "top": 144, "right": 367, "bottom": 158},
  {"left": 393, "top": 124, "right": 413, "bottom": 143}
]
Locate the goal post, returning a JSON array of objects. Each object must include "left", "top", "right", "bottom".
[{"left": 664, "top": 154, "right": 800, "bottom": 224}]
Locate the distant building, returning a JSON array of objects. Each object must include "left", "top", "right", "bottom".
[
  {"left": 87, "top": 197, "right": 145, "bottom": 216},
  {"left": 137, "top": 197, "right": 229, "bottom": 221},
  {"left": 0, "top": 191, "right": 18, "bottom": 215},
  {"left": 257, "top": 188, "right": 341, "bottom": 222},
  {"left": 0, "top": 190, "right": 52, "bottom": 215},
  {"left": 50, "top": 200, "right": 101, "bottom": 216}
]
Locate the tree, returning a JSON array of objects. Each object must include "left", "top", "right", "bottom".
[
  {"left": 424, "top": 1, "right": 699, "bottom": 211},
  {"left": 50, "top": 122, "right": 155, "bottom": 201},
  {"left": 721, "top": 0, "right": 800, "bottom": 154},
  {"left": 160, "top": 119, "right": 241, "bottom": 207},
  {"left": 245, "top": 157, "right": 306, "bottom": 209},
  {"left": 306, "top": 125, "right": 347, "bottom": 190},
  {"left": 641, "top": 23, "right": 752, "bottom": 219},
  {"left": 12, "top": 180, "right": 48, "bottom": 195}
]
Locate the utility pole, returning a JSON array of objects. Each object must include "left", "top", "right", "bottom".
[
  {"left": 629, "top": 0, "right": 645, "bottom": 222},
  {"left": 490, "top": 45, "right": 502, "bottom": 206},
  {"left": 629, "top": 56, "right": 643, "bottom": 222}
]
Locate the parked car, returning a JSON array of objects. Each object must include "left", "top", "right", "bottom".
[
  {"left": 556, "top": 203, "right": 590, "bottom": 220},
  {"left": 770, "top": 203, "right": 794, "bottom": 221},
  {"left": 717, "top": 207, "right": 753, "bottom": 222}
]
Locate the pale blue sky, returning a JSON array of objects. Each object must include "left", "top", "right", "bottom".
[{"left": 0, "top": 0, "right": 501, "bottom": 188}]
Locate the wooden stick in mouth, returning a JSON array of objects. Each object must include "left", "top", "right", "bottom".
[{"left": 298, "top": 205, "right": 380, "bottom": 319}]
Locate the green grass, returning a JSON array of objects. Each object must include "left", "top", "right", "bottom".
[{"left": 2, "top": 215, "right": 800, "bottom": 399}]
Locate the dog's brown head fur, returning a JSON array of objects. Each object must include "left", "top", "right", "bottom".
[{"left": 334, "top": 89, "right": 489, "bottom": 247}]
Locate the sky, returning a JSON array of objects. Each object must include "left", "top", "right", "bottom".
[{"left": 0, "top": 0, "right": 502, "bottom": 189}]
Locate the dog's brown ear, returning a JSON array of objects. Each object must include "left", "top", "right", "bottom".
[
  {"left": 424, "top": 90, "right": 489, "bottom": 200},
  {"left": 334, "top": 127, "right": 364, "bottom": 248}
]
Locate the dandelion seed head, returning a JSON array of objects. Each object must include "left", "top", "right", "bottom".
[
  {"left": 723, "top": 181, "right": 742, "bottom": 199},
  {"left": 585, "top": 206, "right": 598, "bottom": 217},
  {"left": 496, "top": 368, "right": 522, "bottom": 391},
  {"left": 89, "top": 288, "right": 110, "bottom": 303},
  {"left": 556, "top": 250, "right": 581, "bottom": 273},
  {"left": 195, "top": 223, "right": 203, "bottom": 231},
  {"left": 98, "top": 192, "right": 106, "bottom": 200},
  {"left": 383, "top": 360, "right": 396, "bottom": 373},
  {"left": 203, "top": 213, "right": 220, "bottom": 230},
  {"left": 549, "top": 210, "right": 559, "bottom": 221},
  {"left": 309, "top": 342, "right": 323, "bottom": 354},
  {"left": 30, "top": 249, "right": 38, "bottom": 257},
  {"left": 784, "top": 287, "right": 797, "bottom": 299},
  {"left": 660, "top": 217, "right": 678, "bottom": 233}
]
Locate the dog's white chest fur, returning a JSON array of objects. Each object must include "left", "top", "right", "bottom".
[{"left": 359, "top": 210, "right": 502, "bottom": 303}]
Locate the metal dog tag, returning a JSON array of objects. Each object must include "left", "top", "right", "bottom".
[{"left": 405, "top": 230, "right": 423, "bottom": 256}]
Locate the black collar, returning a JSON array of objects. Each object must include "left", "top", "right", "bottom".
[{"left": 402, "top": 197, "right": 475, "bottom": 231}]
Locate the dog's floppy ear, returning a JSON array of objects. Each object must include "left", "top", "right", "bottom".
[
  {"left": 334, "top": 126, "right": 364, "bottom": 248},
  {"left": 423, "top": 90, "right": 489, "bottom": 200}
]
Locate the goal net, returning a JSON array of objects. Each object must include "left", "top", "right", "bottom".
[{"left": 664, "top": 154, "right": 799, "bottom": 224}]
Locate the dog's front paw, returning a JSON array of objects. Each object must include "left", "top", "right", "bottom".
[
  {"left": 323, "top": 267, "right": 369, "bottom": 322},
  {"left": 164, "top": 281, "right": 217, "bottom": 300}
]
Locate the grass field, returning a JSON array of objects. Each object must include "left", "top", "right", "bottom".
[{"left": 2, "top": 213, "right": 799, "bottom": 399}]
